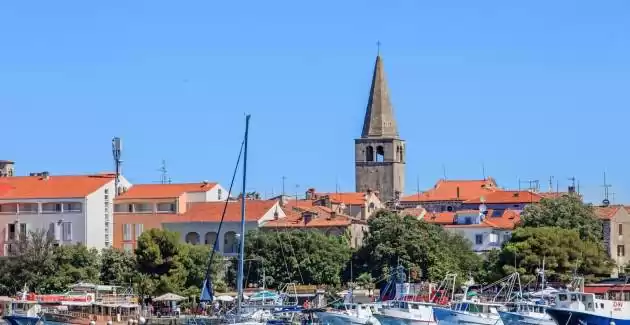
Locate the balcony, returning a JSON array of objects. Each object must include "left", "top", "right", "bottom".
[
  {"left": 157, "top": 202, "right": 176, "bottom": 213},
  {"left": 63, "top": 203, "right": 82, "bottom": 213}
]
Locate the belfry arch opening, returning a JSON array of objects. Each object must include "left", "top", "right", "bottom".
[
  {"left": 376, "top": 146, "right": 385, "bottom": 162},
  {"left": 365, "top": 146, "right": 374, "bottom": 162}
]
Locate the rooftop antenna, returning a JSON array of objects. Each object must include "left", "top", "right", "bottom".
[
  {"left": 376, "top": 40, "right": 381, "bottom": 56},
  {"left": 519, "top": 179, "right": 539, "bottom": 192},
  {"left": 111, "top": 137, "right": 122, "bottom": 195},
  {"left": 442, "top": 164, "right": 447, "bottom": 180},
  {"left": 281, "top": 176, "right": 287, "bottom": 196},
  {"left": 158, "top": 160, "right": 171, "bottom": 184},
  {"left": 568, "top": 176, "right": 576, "bottom": 194},
  {"left": 482, "top": 163, "right": 486, "bottom": 180},
  {"left": 548, "top": 176, "right": 554, "bottom": 192},
  {"left": 602, "top": 172, "right": 611, "bottom": 207},
  {"left": 416, "top": 175, "right": 421, "bottom": 204},
  {"left": 335, "top": 176, "right": 340, "bottom": 194}
]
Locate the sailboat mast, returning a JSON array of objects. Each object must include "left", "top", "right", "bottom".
[{"left": 237, "top": 114, "right": 251, "bottom": 316}]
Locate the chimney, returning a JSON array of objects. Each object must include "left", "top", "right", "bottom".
[
  {"left": 323, "top": 196, "right": 332, "bottom": 208},
  {"left": 303, "top": 212, "right": 312, "bottom": 225},
  {"left": 305, "top": 188, "right": 316, "bottom": 200},
  {"left": 456, "top": 186, "right": 460, "bottom": 199},
  {"left": 330, "top": 211, "right": 337, "bottom": 219},
  {"left": 279, "top": 195, "right": 288, "bottom": 207}
]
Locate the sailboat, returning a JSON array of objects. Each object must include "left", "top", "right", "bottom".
[{"left": 199, "top": 115, "right": 267, "bottom": 325}]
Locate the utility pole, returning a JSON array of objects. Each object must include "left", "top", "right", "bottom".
[{"left": 602, "top": 172, "right": 612, "bottom": 206}]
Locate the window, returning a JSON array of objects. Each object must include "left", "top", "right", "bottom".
[
  {"left": 18, "top": 203, "right": 38, "bottom": 213},
  {"left": 134, "top": 224, "right": 144, "bottom": 239},
  {"left": 123, "top": 243, "right": 133, "bottom": 253},
  {"left": 42, "top": 203, "right": 61, "bottom": 213},
  {"left": 218, "top": 188, "right": 223, "bottom": 200},
  {"left": 134, "top": 203, "right": 152, "bottom": 213},
  {"left": 7, "top": 224, "right": 16, "bottom": 240},
  {"left": 620, "top": 224, "right": 623, "bottom": 236},
  {"left": 475, "top": 234, "right": 483, "bottom": 245},
  {"left": 62, "top": 222, "right": 72, "bottom": 241},
  {"left": 365, "top": 146, "right": 374, "bottom": 162},
  {"left": 63, "top": 203, "right": 81, "bottom": 213},
  {"left": 618, "top": 245, "right": 625, "bottom": 257},
  {"left": 157, "top": 203, "right": 176, "bottom": 213},
  {"left": 19, "top": 223, "right": 27, "bottom": 239},
  {"left": 123, "top": 224, "right": 132, "bottom": 241}
]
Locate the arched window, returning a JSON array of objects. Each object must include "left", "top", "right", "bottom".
[
  {"left": 365, "top": 146, "right": 374, "bottom": 162},
  {"left": 205, "top": 232, "right": 218, "bottom": 249},
  {"left": 224, "top": 231, "right": 237, "bottom": 254},
  {"left": 398, "top": 146, "right": 404, "bottom": 162},
  {"left": 185, "top": 232, "right": 200, "bottom": 245},
  {"left": 376, "top": 146, "right": 385, "bottom": 162}
]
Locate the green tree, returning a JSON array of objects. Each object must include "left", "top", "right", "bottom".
[
  {"left": 519, "top": 195, "right": 602, "bottom": 241},
  {"left": 46, "top": 244, "right": 100, "bottom": 292},
  {"left": 179, "top": 243, "right": 226, "bottom": 297},
  {"left": 358, "top": 210, "right": 482, "bottom": 284},
  {"left": 100, "top": 247, "right": 137, "bottom": 285},
  {"left": 500, "top": 227, "right": 613, "bottom": 283},
  {"left": 5, "top": 229, "right": 57, "bottom": 293},
  {"left": 245, "top": 230, "right": 351, "bottom": 286},
  {"left": 135, "top": 228, "right": 188, "bottom": 295}
]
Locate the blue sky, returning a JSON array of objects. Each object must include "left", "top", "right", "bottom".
[{"left": 2, "top": 1, "right": 629, "bottom": 204}]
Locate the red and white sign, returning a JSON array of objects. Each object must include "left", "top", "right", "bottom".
[{"left": 21, "top": 293, "right": 94, "bottom": 304}]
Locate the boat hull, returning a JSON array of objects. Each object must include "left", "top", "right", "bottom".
[
  {"left": 315, "top": 311, "right": 381, "bottom": 325},
  {"left": 377, "top": 307, "right": 437, "bottom": 325},
  {"left": 3, "top": 315, "right": 42, "bottom": 325},
  {"left": 498, "top": 311, "right": 555, "bottom": 325},
  {"left": 433, "top": 307, "right": 503, "bottom": 325},
  {"left": 546, "top": 307, "right": 630, "bottom": 325},
  {"left": 375, "top": 313, "right": 437, "bottom": 325}
]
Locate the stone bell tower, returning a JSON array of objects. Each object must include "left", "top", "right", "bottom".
[{"left": 354, "top": 54, "right": 405, "bottom": 204}]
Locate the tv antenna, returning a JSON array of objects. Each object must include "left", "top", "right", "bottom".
[
  {"left": 548, "top": 176, "right": 554, "bottom": 192},
  {"left": 518, "top": 178, "right": 539, "bottom": 192},
  {"left": 602, "top": 172, "right": 611, "bottom": 207},
  {"left": 158, "top": 160, "right": 171, "bottom": 184},
  {"left": 111, "top": 137, "right": 123, "bottom": 195}
]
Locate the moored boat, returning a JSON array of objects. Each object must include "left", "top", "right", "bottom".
[
  {"left": 498, "top": 300, "right": 554, "bottom": 325},
  {"left": 546, "top": 290, "right": 630, "bottom": 325}
]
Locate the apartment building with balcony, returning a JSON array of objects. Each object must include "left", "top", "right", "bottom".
[
  {"left": 0, "top": 171, "right": 129, "bottom": 255},
  {"left": 113, "top": 181, "right": 227, "bottom": 252}
]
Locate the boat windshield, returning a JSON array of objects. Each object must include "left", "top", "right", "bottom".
[{"left": 454, "top": 302, "right": 503, "bottom": 314}]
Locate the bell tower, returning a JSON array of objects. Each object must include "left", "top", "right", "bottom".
[{"left": 354, "top": 54, "right": 405, "bottom": 204}]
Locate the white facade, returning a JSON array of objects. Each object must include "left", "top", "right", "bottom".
[
  {"left": 444, "top": 226, "right": 512, "bottom": 253},
  {"left": 0, "top": 176, "right": 131, "bottom": 255},
  {"left": 162, "top": 201, "right": 285, "bottom": 256},
  {"left": 186, "top": 184, "right": 228, "bottom": 202}
]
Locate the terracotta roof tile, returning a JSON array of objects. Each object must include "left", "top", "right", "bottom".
[
  {"left": 401, "top": 178, "right": 498, "bottom": 203},
  {"left": 161, "top": 200, "right": 277, "bottom": 223},
  {"left": 117, "top": 182, "right": 218, "bottom": 200},
  {"left": 594, "top": 206, "right": 622, "bottom": 221},
  {"left": 0, "top": 174, "right": 114, "bottom": 199},
  {"left": 422, "top": 212, "right": 456, "bottom": 224},
  {"left": 262, "top": 205, "right": 353, "bottom": 228},
  {"left": 316, "top": 192, "right": 367, "bottom": 205},
  {"left": 464, "top": 191, "right": 542, "bottom": 204},
  {"left": 443, "top": 209, "right": 520, "bottom": 230}
]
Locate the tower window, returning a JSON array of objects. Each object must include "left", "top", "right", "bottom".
[
  {"left": 397, "top": 146, "right": 404, "bottom": 162},
  {"left": 376, "top": 146, "right": 385, "bottom": 162},
  {"left": 365, "top": 146, "right": 374, "bottom": 162}
]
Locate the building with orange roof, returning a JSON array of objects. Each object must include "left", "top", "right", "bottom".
[
  {"left": 261, "top": 203, "right": 368, "bottom": 248},
  {"left": 400, "top": 178, "right": 499, "bottom": 213},
  {"left": 161, "top": 200, "right": 284, "bottom": 256},
  {"left": 594, "top": 205, "right": 630, "bottom": 274},
  {"left": 0, "top": 164, "right": 132, "bottom": 255},
  {"left": 113, "top": 181, "right": 227, "bottom": 252},
  {"left": 461, "top": 190, "right": 543, "bottom": 211},
  {"left": 304, "top": 188, "right": 383, "bottom": 220}
]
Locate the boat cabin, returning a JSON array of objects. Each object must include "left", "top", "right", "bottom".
[
  {"left": 554, "top": 291, "right": 630, "bottom": 315},
  {"left": 505, "top": 301, "right": 548, "bottom": 315},
  {"left": 451, "top": 301, "right": 505, "bottom": 314}
]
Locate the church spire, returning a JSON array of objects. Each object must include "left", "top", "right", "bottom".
[{"left": 361, "top": 54, "right": 399, "bottom": 139}]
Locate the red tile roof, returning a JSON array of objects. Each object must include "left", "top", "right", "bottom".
[
  {"left": 464, "top": 191, "right": 543, "bottom": 204},
  {"left": 161, "top": 200, "right": 277, "bottom": 223},
  {"left": 594, "top": 206, "right": 623, "bottom": 221},
  {"left": 0, "top": 174, "right": 114, "bottom": 199},
  {"left": 262, "top": 205, "right": 354, "bottom": 228},
  {"left": 401, "top": 178, "right": 498, "bottom": 203},
  {"left": 422, "top": 212, "right": 456, "bottom": 225},
  {"left": 117, "top": 182, "right": 217, "bottom": 200},
  {"left": 443, "top": 209, "right": 520, "bottom": 230},
  {"left": 316, "top": 192, "right": 367, "bottom": 205}
]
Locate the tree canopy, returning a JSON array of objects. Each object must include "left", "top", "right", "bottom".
[
  {"left": 520, "top": 195, "right": 602, "bottom": 241},
  {"left": 499, "top": 226, "right": 613, "bottom": 283},
  {"left": 244, "top": 230, "right": 351, "bottom": 287},
  {"left": 357, "top": 210, "right": 482, "bottom": 284}
]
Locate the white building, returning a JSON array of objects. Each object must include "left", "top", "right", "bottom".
[
  {"left": 162, "top": 200, "right": 285, "bottom": 256},
  {"left": 0, "top": 171, "right": 130, "bottom": 255},
  {"left": 439, "top": 209, "right": 519, "bottom": 253}
]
